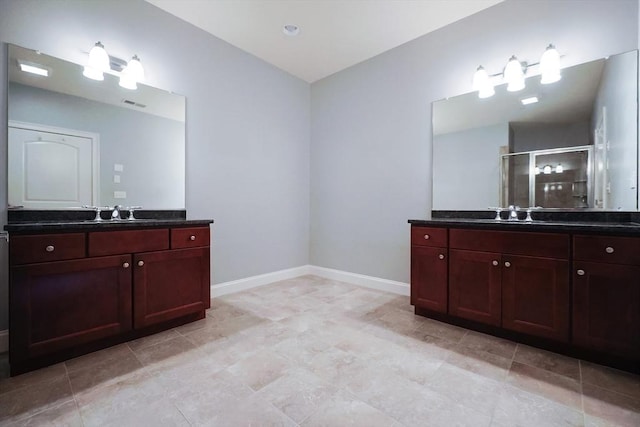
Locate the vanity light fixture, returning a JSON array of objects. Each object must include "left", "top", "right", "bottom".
[
  {"left": 19, "top": 62, "right": 49, "bottom": 77},
  {"left": 472, "top": 44, "right": 562, "bottom": 98},
  {"left": 119, "top": 55, "right": 145, "bottom": 90},
  {"left": 83, "top": 41, "right": 110, "bottom": 81}
]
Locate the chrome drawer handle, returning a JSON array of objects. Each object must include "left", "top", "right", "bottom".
[
  {"left": 492, "top": 260, "right": 499, "bottom": 266},
  {"left": 45, "top": 245, "right": 55, "bottom": 252},
  {"left": 138, "top": 260, "right": 145, "bottom": 267},
  {"left": 123, "top": 262, "right": 130, "bottom": 268},
  {"left": 577, "top": 269, "right": 585, "bottom": 276},
  {"left": 190, "top": 235, "right": 196, "bottom": 241},
  {"left": 605, "top": 246, "right": 614, "bottom": 254},
  {"left": 424, "top": 234, "right": 430, "bottom": 240},
  {"left": 438, "top": 254, "right": 445, "bottom": 260},
  {"left": 504, "top": 261, "right": 511, "bottom": 267}
]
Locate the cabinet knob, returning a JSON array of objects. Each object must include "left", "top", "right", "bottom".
[
  {"left": 605, "top": 246, "right": 614, "bottom": 254},
  {"left": 492, "top": 260, "right": 499, "bottom": 266},
  {"left": 190, "top": 235, "right": 196, "bottom": 241},
  {"left": 123, "top": 262, "right": 130, "bottom": 268},
  {"left": 138, "top": 260, "right": 145, "bottom": 267},
  {"left": 424, "top": 234, "right": 430, "bottom": 240},
  {"left": 45, "top": 245, "right": 55, "bottom": 252},
  {"left": 504, "top": 261, "right": 511, "bottom": 267},
  {"left": 438, "top": 254, "right": 445, "bottom": 260},
  {"left": 577, "top": 269, "right": 585, "bottom": 276}
]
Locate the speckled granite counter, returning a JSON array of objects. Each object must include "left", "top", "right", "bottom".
[{"left": 4, "top": 219, "right": 213, "bottom": 234}]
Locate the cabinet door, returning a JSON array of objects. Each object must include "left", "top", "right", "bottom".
[
  {"left": 449, "top": 249, "right": 501, "bottom": 326},
  {"left": 10, "top": 255, "right": 132, "bottom": 359},
  {"left": 133, "top": 247, "right": 210, "bottom": 329},
  {"left": 573, "top": 261, "right": 640, "bottom": 358},
  {"left": 502, "top": 255, "right": 569, "bottom": 342},
  {"left": 411, "top": 245, "right": 447, "bottom": 313}
]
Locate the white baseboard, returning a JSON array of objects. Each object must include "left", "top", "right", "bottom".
[
  {"left": 0, "top": 330, "right": 7, "bottom": 353},
  {"left": 210, "top": 264, "right": 409, "bottom": 297},
  {"left": 309, "top": 265, "right": 410, "bottom": 296},
  {"left": 211, "top": 265, "right": 313, "bottom": 297}
]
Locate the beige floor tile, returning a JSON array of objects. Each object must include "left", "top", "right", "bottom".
[
  {"left": 582, "top": 382, "right": 640, "bottom": 426},
  {"left": 126, "top": 328, "right": 181, "bottom": 352},
  {"left": 458, "top": 330, "right": 518, "bottom": 359},
  {"left": 492, "top": 384, "right": 584, "bottom": 427},
  {"left": 212, "top": 393, "right": 298, "bottom": 427},
  {"left": 305, "top": 347, "right": 363, "bottom": 387},
  {"left": 414, "top": 317, "right": 469, "bottom": 343},
  {"left": 301, "top": 389, "right": 398, "bottom": 427},
  {"left": 65, "top": 344, "right": 132, "bottom": 373},
  {"left": 130, "top": 334, "right": 198, "bottom": 366},
  {"left": 5, "top": 399, "right": 83, "bottom": 427},
  {"left": 0, "top": 376, "right": 74, "bottom": 424},
  {"left": 444, "top": 344, "right": 513, "bottom": 381},
  {"left": 514, "top": 344, "right": 581, "bottom": 381},
  {"left": 226, "top": 348, "right": 293, "bottom": 391},
  {"left": 507, "top": 361, "right": 583, "bottom": 410},
  {"left": 581, "top": 361, "right": 640, "bottom": 400},
  {"left": 68, "top": 348, "right": 144, "bottom": 394},
  {"left": 0, "top": 362, "right": 67, "bottom": 395},
  {"left": 273, "top": 330, "right": 333, "bottom": 365}
]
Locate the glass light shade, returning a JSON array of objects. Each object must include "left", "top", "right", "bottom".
[
  {"left": 119, "top": 55, "right": 144, "bottom": 90},
  {"left": 504, "top": 56, "right": 525, "bottom": 92},
  {"left": 472, "top": 66, "right": 495, "bottom": 98},
  {"left": 540, "top": 44, "right": 561, "bottom": 84},
  {"left": 83, "top": 42, "right": 110, "bottom": 81},
  {"left": 82, "top": 65, "right": 104, "bottom": 81},
  {"left": 534, "top": 166, "right": 541, "bottom": 175},
  {"left": 543, "top": 165, "right": 552, "bottom": 174},
  {"left": 555, "top": 163, "right": 563, "bottom": 173}
]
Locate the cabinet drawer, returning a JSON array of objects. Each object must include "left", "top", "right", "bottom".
[
  {"left": 450, "top": 229, "right": 569, "bottom": 259},
  {"left": 88, "top": 229, "right": 169, "bottom": 256},
  {"left": 10, "top": 233, "right": 85, "bottom": 265},
  {"left": 411, "top": 227, "right": 447, "bottom": 247},
  {"left": 171, "top": 227, "right": 210, "bottom": 249},
  {"left": 574, "top": 235, "right": 640, "bottom": 265}
]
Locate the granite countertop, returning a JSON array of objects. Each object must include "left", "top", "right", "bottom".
[
  {"left": 408, "top": 218, "right": 640, "bottom": 236},
  {"left": 4, "top": 219, "right": 214, "bottom": 233}
]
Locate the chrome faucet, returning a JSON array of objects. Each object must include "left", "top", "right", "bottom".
[
  {"left": 111, "top": 205, "right": 124, "bottom": 220},
  {"left": 508, "top": 205, "right": 520, "bottom": 221}
]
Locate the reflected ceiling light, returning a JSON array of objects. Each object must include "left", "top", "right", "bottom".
[
  {"left": 472, "top": 66, "right": 495, "bottom": 98},
  {"left": 534, "top": 166, "right": 541, "bottom": 175},
  {"left": 540, "top": 44, "right": 561, "bottom": 84},
  {"left": 521, "top": 96, "right": 539, "bottom": 105},
  {"left": 283, "top": 24, "right": 300, "bottom": 36},
  {"left": 83, "top": 41, "right": 110, "bottom": 81},
  {"left": 19, "top": 62, "right": 49, "bottom": 77},
  {"left": 119, "top": 55, "right": 144, "bottom": 90},
  {"left": 504, "top": 56, "right": 525, "bottom": 92},
  {"left": 543, "top": 165, "right": 552, "bottom": 174},
  {"left": 555, "top": 163, "right": 564, "bottom": 173}
]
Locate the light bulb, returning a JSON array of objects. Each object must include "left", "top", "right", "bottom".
[
  {"left": 472, "top": 66, "right": 495, "bottom": 98},
  {"left": 540, "top": 44, "right": 561, "bottom": 84},
  {"left": 83, "top": 41, "right": 110, "bottom": 81},
  {"left": 504, "top": 56, "right": 525, "bottom": 92}
]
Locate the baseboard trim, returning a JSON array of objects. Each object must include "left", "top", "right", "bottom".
[
  {"left": 211, "top": 265, "right": 313, "bottom": 297},
  {"left": 308, "top": 265, "right": 410, "bottom": 296},
  {"left": 0, "top": 330, "right": 8, "bottom": 353}
]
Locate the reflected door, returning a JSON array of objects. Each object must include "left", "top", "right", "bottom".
[{"left": 9, "top": 124, "right": 97, "bottom": 208}]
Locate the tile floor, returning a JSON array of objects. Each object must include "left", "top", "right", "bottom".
[{"left": 1, "top": 275, "right": 639, "bottom": 426}]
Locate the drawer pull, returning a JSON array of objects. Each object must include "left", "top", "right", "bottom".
[
  {"left": 45, "top": 245, "right": 55, "bottom": 252},
  {"left": 605, "top": 246, "right": 615, "bottom": 254},
  {"left": 504, "top": 261, "right": 511, "bottom": 268},
  {"left": 438, "top": 254, "right": 445, "bottom": 260},
  {"left": 190, "top": 235, "right": 196, "bottom": 241},
  {"left": 492, "top": 260, "right": 499, "bottom": 266},
  {"left": 123, "top": 262, "right": 130, "bottom": 268},
  {"left": 138, "top": 260, "right": 145, "bottom": 267},
  {"left": 424, "top": 234, "right": 430, "bottom": 240},
  {"left": 577, "top": 269, "right": 585, "bottom": 276}
]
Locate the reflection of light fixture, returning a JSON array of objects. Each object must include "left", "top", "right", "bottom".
[
  {"left": 555, "top": 163, "right": 564, "bottom": 173},
  {"left": 534, "top": 166, "right": 541, "bottom": 175},
  {"left": 543, "top": 165, "right": 552, "bottom": 174},
  {"left": 540, "top": 44, "right": 561, "bottom": 84},
  {"left": 472, "top": 66, "right": 495, "bottom": 98},
  {"left": 521, "top": 96, "right": 539, "bottom": 105},
  {"left": 471, "top": 45, "right": 561, "bottom": 97},
  {"left": 558, "top": 184, "right": 563, "bottom": 190},
  {"left": 504, "top": 55, "right": 525, "bottom": 92},
  {"left": 19, "top": 62, "right": 49, "bottom": 77},
  {"left": 119, "top": 55, "right": 145, "bottom": 90},
  {"left": 83, "top": 41, "right": 110, "bottom": 81}
]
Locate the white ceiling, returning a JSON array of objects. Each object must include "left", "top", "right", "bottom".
[{"left": 145, "top": 0, "right": 504, "bottom": 83}]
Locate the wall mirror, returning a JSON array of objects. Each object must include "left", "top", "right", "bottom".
[
  {"left": 7, "top": 44, "right": 186, "bottom": 210},
  {"left": 432, "top": 49, "right": 638, "bottom": 211}
]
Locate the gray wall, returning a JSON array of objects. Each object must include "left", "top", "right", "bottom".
[
  {"left": 511, "top": 122, "right": 591, "bottom": 152},
  {"left": 0, "top": 0, "right": 311, "bottom": 331},
  {"left": 310, "top": 0, "right": 639, "bottom": 283}
]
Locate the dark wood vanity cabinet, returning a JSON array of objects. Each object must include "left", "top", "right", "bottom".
[
  {"left": 410, "top": 227, "right": 448, "bottom": 313},
  {"left": 8, "top": 223, "right": 211, "bottom": 375},
  {"left": 573, "top": 235, "right": 640, "bottom": 358}
]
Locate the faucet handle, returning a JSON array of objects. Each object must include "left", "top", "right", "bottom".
[
  {"left": 83, "top": 205, "right": 108, "bottom": 221},
  {"left": 126, "top": 206, "right": 142, "bottom": 221},
  {"left": 488, "top": 207, "right": 503, "bottom": 221}
]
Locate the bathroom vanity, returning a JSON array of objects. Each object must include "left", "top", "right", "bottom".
[
  {"left": 4, "top": 214, "right": 213, "bottom": 375},
  {"left": 409, "top": 215, "right": 640, "bottom": 373}
]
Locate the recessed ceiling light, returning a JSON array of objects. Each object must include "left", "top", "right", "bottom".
[
  {"left": 283, "top": 24, "right": 300, "bottom": 36},
  {"left": 19, "top": 61, "right": 49, "bottom": 77},
  {"left": 520, "top": 96, "right": 539, "bottom": 105}
]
